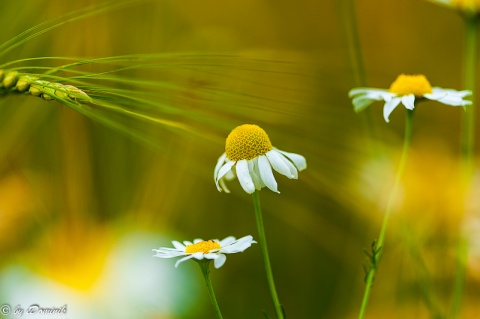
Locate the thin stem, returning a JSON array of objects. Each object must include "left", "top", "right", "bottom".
[
  {"left": 198, "top": 261, "right": 224, "bottom": 319},
  {"left": 450, "top": 237, "right": 468, "bottom": 319},
  {"left": 358, "top": 109, "right": 414, "bottom": 319},
  {"left": 460, "top": 14, "right": 478, "bottom": 181},
  {"left": 252, "top": 190, "right": 284, "bottom": 319},
  {"left": 451, "top": 14, "right": 479, "bottom": 319},
  {"left": 339, "top": 0, "right": 377, "bottom": 152}
]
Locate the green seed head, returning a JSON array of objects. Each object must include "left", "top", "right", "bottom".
[{"left": 3, "top": 71, "right": 18, "bottom": 89}]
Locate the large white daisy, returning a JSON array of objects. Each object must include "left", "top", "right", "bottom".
[
  {"left": 348, "top": 74, "right": 472, "bottom": 122},
  {"left": 153, "top": 235, "right": 256, "bottom": 269},
  {"left": 214, "top": 124, "right": 307, "bottom": 194}
]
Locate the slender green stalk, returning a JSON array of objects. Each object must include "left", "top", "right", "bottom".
[
  {"left": 460, "top": 14, "right": 478, "bottom": 180},
  {"left": 339, "top": 0, "right": 377, "bottom": 151},
  {"left": 198, "top": 261, "right": 224, "bottom": 319},
  {"left": 358, "top": 109, "right": 414, "bottom": 319},
  {"left": 450, "top": 237, "right": 468, "bottom": 319},
  {"left": 450, "top": 14, "right": 479, "bottom": 319},
  {"left": 252, "top": 190, "right": 284, "bottom": 319}
]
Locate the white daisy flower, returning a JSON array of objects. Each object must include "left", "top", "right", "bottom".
[
  {"left": 348, "top": 74, "right": 472, "bottom": 122},
  {"left": 214, "top": 124, "right": 307, "bottom": 194},
  {"left": 153, "top": 235, "right": 256, "bottom": 269}
]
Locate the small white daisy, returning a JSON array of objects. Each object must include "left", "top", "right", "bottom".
[
  {"left": 214, "top": 124, "right": 307, "bottom": 194},
  {"left": 348, "top": 74, "right": 472, "bottom": 122},
  {"left": 153, "top": 235, "right": 256, "bottom": 269}
]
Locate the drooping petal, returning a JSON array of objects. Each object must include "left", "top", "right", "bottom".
[
  {"left": 252, "top": 158, "right": 266, "bottom": 190},
  {"left": 248, "top": 159, "right": 264, "bottom": 190},
  {"left": 219, "top": 178, "right": 231, "bottom": 193},
  {"left": 266, "top": 150, "right": 294, "bottom": 178},
  {"left": 275, "top": 149, "right": 307, "bottom": 171},
  {"left": 258, "top": 155, "right": 278, "bottom": 193},
  {"left": 383, "top": 97, "right": 401, "bottom": 122},
  {"left": 352, "top": 95, "right": 376, "bottom": 113},
  {"left": 274, "top": 150, "right": 298, "bottom": 179},
  {"left": 224, "top": 169, "right": 235, "bottom": 180},
  {"left": 215, "top": 160, "right": 235, "bottom": 191},
  {"left": 174, "top": 254, "right": 197, "bottom": 267},
  {"left": 236, "top": 159, "right": 255, "bottom": 194},
  {"left": 204, "top": 253, "right": 219, "bottom": 260},
  {"left": 401, "top": 94, "right": 415, "bottom": 110},
  {"left": 213, "top": 153, "right": 227, "bottom": 181},
  {"left": 214, "top": 254, "right": 227, "bottom": 268}
]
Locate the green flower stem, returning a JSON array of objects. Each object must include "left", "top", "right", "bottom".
[
  {"left": 252, "top": 190, "right": 284, "bottom": 319},
  {"left": 450, "top": 236, "right": 468, "bottom": 319},
  {"left": 461, "top": 14, "right": 478, "bottom": 180},
  {"left": 198, "top": 261, "right": 224, "bottom": 319},
  {"left": 339, "top": 0, "right": 377, "bottom": 152},
  {"left": 451, "top": 13, "right": 479, "bottom": 319},
  {"left": 358, "top": 109, "right": 414, "bottom": 319}
]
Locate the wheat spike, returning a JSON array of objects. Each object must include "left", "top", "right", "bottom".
[{"left": 0, "top": 69, "right": 92, "bottom": 104}]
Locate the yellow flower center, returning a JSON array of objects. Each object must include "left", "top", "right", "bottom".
[
  {"left": 185, "top": 240, "right": 221, "bottom": 254},
  {"left": 388, "top": 74, "right": 433, "bottom": 97},
  {"left": 225, "top": 124, "right": 273, "bottom": 161}
]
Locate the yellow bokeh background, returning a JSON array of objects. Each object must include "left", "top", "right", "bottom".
[{"left": 0, "top": 0, "right": 479, "bottom": 318}]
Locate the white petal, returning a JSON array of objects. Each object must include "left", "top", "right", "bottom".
[
  {"left": 204, "top": 253, "right": 219, "bottom": 259},
  {"left": 383, "top": 97, "right": 401, "bottom": 122},
  {"left": 275, "top": 149, "right": 307, "bottom": 171},
  {"left": 225, "top": 169, "right": 235, "bottom": 180},
  {"left": 193, "top": 238, "right": 203, "bottom": 244},
  {"left": 436, "top": 96, "right": 471, "bottom": 106},
  {"left": 258, "top": 155, "right": 279, "bottom": 193},
  {"left": 252, "top": 158, "right": 266, "bottom": 189},
  {"left": 213, "top": 153, "right": 227, "bottom": 181},
  {"left": 215, "top": 161, "right": 235, "bottom": 191},
  {"left": 172, "top": 241, "right": 186, "bottom": 251},
  {"left": 426, "top": 88, "right": 472, "bottom": 105},
  {"left": 152, "top": 248, "right": 185, "bottom": 258},
  {"left": 348, "top": 88, "right": 389, "bottom": 98},
  {"left": 275, "top": 150, "right": 298, "bottom": 179},
  {"left": 183, "top": 241, "right": 193, "bottom": 246},
  {"left": 220, "top": 236, "right": 236, "bottom": 246},
  {"left": 351, "top": 95, "right": 376, "bottom": 112},
  {"left": 219, "top": 178, "right": 231, "bottom": 193},
  {"left": 220, "top": 235, "right": 255, "bottom": 253},
  {"left": 236, "top": 159, "right": 255, "bottom": 194},
  {"left": 214, "top": 254, "right": 227, "bottom": 268},
  {"left": 401, "top": 94, "right": 415, "bottom": 110},
  {"left": 266, "top": 150, "right": 293, "bottom": 178},
  {"left": 248, "top": 159, "right": 264, "bottom": 190},
  {"left": 424, "top": 92, "right": 448, "bottom": 100},
  {"left": 191, "top": 252, "right": 204, "bottom": 260},
  {"left": 174, "top": 254, "right": 196, "bottom": 267},
  {"left": 432, "top": 87, "right": 471, "bottom": 98}
]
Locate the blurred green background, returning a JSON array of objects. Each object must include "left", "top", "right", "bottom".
[{"left": 0, "top": 0, "right": 479, "bottom": 318}]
